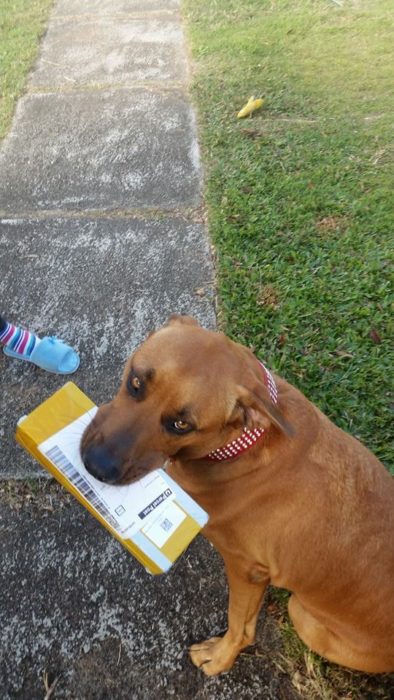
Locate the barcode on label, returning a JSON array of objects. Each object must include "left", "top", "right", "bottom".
[
  {"left": 141, "top": 501, "right": 186, "bottom": 549},
  {"left": 45, "top": 445, "right": 120, "bottom": 530},
  {"left": 160, "top": 518, "right": 173, "bottom": 533}
]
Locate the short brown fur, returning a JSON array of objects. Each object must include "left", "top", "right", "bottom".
[{"left": 81, "top": 316, "right": 394, "bottom": 676}]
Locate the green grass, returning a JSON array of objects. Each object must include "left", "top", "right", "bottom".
[
  {"left": 183, "top": 1, "right": 393, "bottom": 696},
  {"left": 267, "top": 587, "right": 393, "bottom": 699},
  {"left": 0, "top": 0, "right": 53, "bottom": 141},
  {"left": 183, "top": 0, "right": 393, "bottom": 468}
]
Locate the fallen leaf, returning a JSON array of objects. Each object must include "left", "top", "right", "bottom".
[
  {"left": 369, "top": 328, "right": 382, "bottom": 344},
  {"left": 333, "top": 349, "right": 354, "bottom": 358},
  {"left": 237, "top": 96, "right": 264, "bottom": 118}
]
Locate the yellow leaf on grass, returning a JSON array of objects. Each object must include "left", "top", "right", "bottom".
[{"left": 237, "top": 96, "right": 264, "bottom": 118}]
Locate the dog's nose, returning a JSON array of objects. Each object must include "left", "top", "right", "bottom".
[{"left": 82, "top": 445, "right": 122, "bottom": 483}]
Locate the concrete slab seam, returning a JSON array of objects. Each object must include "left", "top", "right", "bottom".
[{"left": 26, "top": 82, "right": 187, "bottom": 95}]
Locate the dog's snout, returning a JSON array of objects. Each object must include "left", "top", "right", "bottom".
[{"left": 82, "top": 445, "right": 121, "bottom": 483}]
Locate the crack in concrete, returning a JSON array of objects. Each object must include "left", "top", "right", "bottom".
[
  {"left": 27, "top": 81, "right": 187, "bottom": 95},
  {"left": 51, "top": 10, "right": 180, "bottom": 22},
  {"left": 53, "top": 12, "right": 180, "bottom": 21},
  {"left": 0, "top": 206, "right": 207, "bottom": 223}
]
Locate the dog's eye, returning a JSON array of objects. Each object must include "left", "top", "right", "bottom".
[
  {"left": 127, "top": 374, "right": 143, "bottom": 397},
  {"left": 173, "top": 420, "right": 190, "bottom": 432},
  {"left": 164, "top": 418, "right": 193, "bottom": 435}
]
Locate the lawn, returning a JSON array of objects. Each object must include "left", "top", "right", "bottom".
[
  {"left": 183, "top": 0, "right": 393, "bottom": 469},
  {"left": 0, "top": 0, "right": 53, "bottom": 141},
  {"left": 183, "top": 0, "right": 393, "bottom": 697}
]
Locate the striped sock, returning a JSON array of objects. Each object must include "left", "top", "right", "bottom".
[{"left": 0, "top": 322, "right": 40, "bottom": 358}]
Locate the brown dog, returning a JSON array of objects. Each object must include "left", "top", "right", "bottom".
[{"left": 81, "top": 315, "right": 394, "bottom": 676}]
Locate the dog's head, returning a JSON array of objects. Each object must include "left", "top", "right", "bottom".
[{"left": 80, "top": 315, "right": 292, "bottom": 484}]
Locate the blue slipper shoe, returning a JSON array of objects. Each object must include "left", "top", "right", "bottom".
[{"left": 3, "top": 336, "right": 80, "bottom": 374}]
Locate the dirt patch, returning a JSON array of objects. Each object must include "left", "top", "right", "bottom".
[
  {"left": 257, "top": 284, "right": 280, "bottom": 310},
  {"left": 0, "top": 478, "right": 72, "bottom": 514},
  {"left": 316, "top": 216, "right": 349, "bottom": 234}
]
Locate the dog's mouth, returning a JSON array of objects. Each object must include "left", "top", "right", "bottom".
[
  {"left": 110, "top": 461, "right": 158, "bottom": 486},
  {"left": 81, "top": 439, "right": 165, "bottom": 487}
]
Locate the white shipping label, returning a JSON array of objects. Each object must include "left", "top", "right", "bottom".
[
  {"left": 38, "top": 408, "right": 175, "bottom": 539},
  {"left": 142, "top": 501, "right": 186, "bottom": 549}
]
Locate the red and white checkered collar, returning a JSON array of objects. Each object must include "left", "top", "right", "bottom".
[{"left": 203, "top": 362, "right": 278, "bottom": 462}]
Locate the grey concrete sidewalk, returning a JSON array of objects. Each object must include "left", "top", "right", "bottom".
[
  {"left": 0, "top": 2, "right": 293, "bottom": 698},
  {"left": 0, "top": 0, "right": 213, "bottom": 477}
]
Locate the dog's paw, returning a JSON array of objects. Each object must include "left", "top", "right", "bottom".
[{"left": 189, "top": 636, "right": 238, "bottom": 676}]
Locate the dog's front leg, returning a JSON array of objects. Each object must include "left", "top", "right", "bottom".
[{"left": 190, "top": 561, "right": 268, "bottom": 676}]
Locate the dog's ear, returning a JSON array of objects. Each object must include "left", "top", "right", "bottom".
[
  {"left": 234, "top": 385, "right": 295, "bottom": 437},
  {"left": 227, "top": 340, "right": 295, "bottom": 437},
  {"left": 166, "top": 314, "right": 200, "bottom": 327}
]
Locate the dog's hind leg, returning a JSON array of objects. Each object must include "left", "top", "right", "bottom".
[
  {"left": 288, "top": 594, "right": 334, "bottom": 658},
  {"left": 287, "top": 594, "right": 389, "bottom": 673}
]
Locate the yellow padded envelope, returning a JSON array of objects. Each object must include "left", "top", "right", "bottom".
[{"left": 16, "top": 382, "right": 208, "bottom": 574}]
